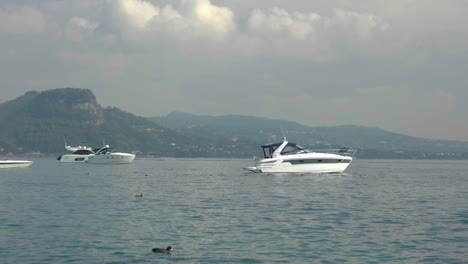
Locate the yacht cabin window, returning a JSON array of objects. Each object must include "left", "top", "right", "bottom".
[{"left": 72, "top": 149, "right": 93, "bottom": 155}]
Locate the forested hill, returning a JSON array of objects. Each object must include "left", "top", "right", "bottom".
[
  {"left": 150, "top": 112, "right": 468, "bottom": 159},
  {"left": 0, "top": 88, "right": 210, "bottom": 156}
]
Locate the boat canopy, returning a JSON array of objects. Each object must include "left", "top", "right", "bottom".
[
  {"left": 261, "top": 142, "right": 305, "bottom": 158},
  {"left": 261, "top": 142, "right": 299, "bottom": 148},
  {"left": 261, "top": 142, "right": 355, "bottom": 158}
]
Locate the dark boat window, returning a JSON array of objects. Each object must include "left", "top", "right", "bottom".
[
  {"left": 262, "top": 143, "right": 282, "bottom": 158},
  {"left": 262, "top": 142, "right": 306, "bottom": 158},
  {"left": 72, "top": 149, "right": 93, "bottom": 155},
  {"left": 262, "top": 146, "right": 274, "bottom": 158}
]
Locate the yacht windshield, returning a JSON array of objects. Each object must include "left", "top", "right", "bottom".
[
  {"left": 262, "top": 142, "right": 309, "bottom": 158},
  {"left": 280, "top": 144, "right": 308, "bottom": 155},
  {"left": 96, "top": 148, "right": 111, "bottom": 154}
]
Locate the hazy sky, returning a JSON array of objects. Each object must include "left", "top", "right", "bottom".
[{"left": 1, "top": 0, "right": 468, "bottom": 141}]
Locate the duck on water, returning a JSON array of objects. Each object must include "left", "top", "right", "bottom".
[{"left": 152, "top": 246, "right": 172, "bottom": 254}]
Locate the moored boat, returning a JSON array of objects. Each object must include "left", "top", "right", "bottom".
[
  {"left": 57, "top": 143, "right": 95, "bottom": 163},
  {"left": 0, "top": 160, "right": 33, "bottom": 168},
  {"left": 245, "top": 137, "right": 355, "bottom": 173},
  {"left": 86, "top": 145, "right": 135, "bottom": 164}
]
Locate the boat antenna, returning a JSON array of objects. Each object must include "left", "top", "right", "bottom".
[{"left": 281, "top": 126, "right": 287, "bottom": 141}]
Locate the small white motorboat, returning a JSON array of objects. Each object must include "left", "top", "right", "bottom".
[
  {"left": 0, "top": 160, "right": 33, "bottom": 168},
  {"left": 245, "top": 137, "right": 355, "bottom": 174},
  {"left": 86, "top": 145, "right": 135, "bottom": 164}
]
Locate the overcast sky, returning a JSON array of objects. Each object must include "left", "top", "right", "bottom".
[{"left": 1, "top": 0, "right": 467, "bottom": 141}]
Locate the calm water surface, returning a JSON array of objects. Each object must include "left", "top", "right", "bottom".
[{"left": 1, "top": 158, "right": 467, "bottom": 263}]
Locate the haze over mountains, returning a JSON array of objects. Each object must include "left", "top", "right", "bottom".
[
  {"left": 1, "top": 88, "right": 467, "bottom": 159},
  {"left": 151, "top": 112, "right": 468, "bottom": 159}
]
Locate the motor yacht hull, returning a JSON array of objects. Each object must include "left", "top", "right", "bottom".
[
  {"left": 246, "top": 149, "right": 353, "bottom": 174},
  {"left": 246, "top": 158, "right": 352, "bottom": 173},
  {"left": 86, "top": 153, "right": 135, "bottom": 164},
  {"left": 57, "top": 154, "right": 95, "bottom": 163},
  {"left": 0, "top": 160, "right": 33, "bottom": 168}
]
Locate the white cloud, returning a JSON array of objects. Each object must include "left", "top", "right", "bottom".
[
  {"left": 65, "top": 17, "right": 99, "bottom": 41},
  {"left": 188, "top": 0, "right": 236, "bottom": 36},
  {"left": 249, "top": 8, "right": 321, "bottom": 39},
  {"left": 0, "top": 6, "right": 49, "bottom": 34},
  {"left": 247, "top": 7, "right": 390, "bottom": 56},
  {"left": 331, "top": 8, "right": 388, "bottom": 39},
  {"left": 244, "top": 8, "right": 329, "bottom": 58},
  {"left": 111, "top": 0, "right": 235, "bottom": 40},
  {"left": 114, "top": 0, "right": 159, "bottom": 29},
  {"left": 108, "top": 1, "right": 391, "bottom": 60}
]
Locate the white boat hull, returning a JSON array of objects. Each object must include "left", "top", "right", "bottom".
[
  {"left": 246, "top": 160, "right": 351, "bottom": 173},
  {"left": 0, "top": 160, "right": 33, "bottom": 168},
  {"left": 57, "top": 154, "right": 94, "bottom": 163},
  {"left": 86, "top": 153, "right": 135, "bottom": 164},
  {"left": 246, "top": 153, "right": 353, "bottom": 174}
]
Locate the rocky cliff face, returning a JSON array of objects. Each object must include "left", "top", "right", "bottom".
[{"left": 26, "top": 88, "right": 105, "bottom": 125}]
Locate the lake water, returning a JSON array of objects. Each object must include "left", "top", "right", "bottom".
[{"left": 1, "top": 158, "right": 467, "bottom": 263}]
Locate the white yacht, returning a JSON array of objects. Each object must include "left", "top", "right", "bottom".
[
  {"left": 0, "top": 160, "right": 33, "bottom": 168},
  {"left": 57, "top": 144, "right": 95, "bottom": 163},
  {"left": 86, "top": 145, "right": 135, "bottom": 164},
  {"left": 245, "top": 138, "right": 355, "bottom": 173}
]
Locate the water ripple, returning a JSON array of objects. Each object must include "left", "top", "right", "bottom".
[{"left": 1, "top": 158, "right": 468, "bottom": 263}]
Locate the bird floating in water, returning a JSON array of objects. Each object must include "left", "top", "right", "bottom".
[
  {"left": 134, "top": 194, "right": 143, "bottom": 198},
  {"left": 152, "top": 246, "right": 172, "bottom": 254}
]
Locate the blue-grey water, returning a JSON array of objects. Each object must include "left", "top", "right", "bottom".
[{"left": 1, "top": 158, "right": 467, "bottom": 263}]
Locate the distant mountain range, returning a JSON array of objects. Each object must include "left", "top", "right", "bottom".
[
  {"left": 150, "top": 112, "right": 468, "bottom": 159},
  {"left": 1, "top": 88, "right": 467, "bottom": 159}
]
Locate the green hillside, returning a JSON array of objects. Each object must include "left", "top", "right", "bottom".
[{"left": 0, "top": 89, "right": 209, "bottom": 156}]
